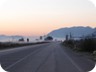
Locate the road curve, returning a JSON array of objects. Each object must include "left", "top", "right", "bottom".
[{"left": 0, "top": 42, "right": 95, "bottom": 72}]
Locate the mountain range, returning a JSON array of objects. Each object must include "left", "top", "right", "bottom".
[
  {"left": 0, "top": 26, "right": 96, "bottom": 42},
  {"left": 48, "top": 26, "right": 96, "bottom": 38}
]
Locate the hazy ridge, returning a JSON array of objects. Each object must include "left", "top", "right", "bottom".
[{"left": 48, "top": 26, "right": 96, "bottom": 38}]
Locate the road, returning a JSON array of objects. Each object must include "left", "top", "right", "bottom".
[{"left": 0, "top": 42, "right": 95, "bottom": 72}]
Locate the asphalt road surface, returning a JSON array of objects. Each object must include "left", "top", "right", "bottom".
[{"left": 0, "top": 42, "right": 95, "bottom": 72}]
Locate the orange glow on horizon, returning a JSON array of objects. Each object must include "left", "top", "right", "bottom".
[{"left": 0, "top": 21, "right": 96, "bottom": 36}]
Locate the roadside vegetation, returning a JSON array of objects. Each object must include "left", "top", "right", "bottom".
[
  {"left": 0, "top": 36, "right": 53, "bottom": 50},
  {"left": 63, "top": 38, "right": 96, "bottom": 52},
  {"left": 62, "top": 34, "right": 96, "bottom": 61},
  {"left": 0, "top": 42, "right": 48, "bottom": 50}
]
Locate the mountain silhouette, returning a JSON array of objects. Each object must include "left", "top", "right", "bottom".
[{"left": 48, "top": 26, "right": 96, "bottom": 38}]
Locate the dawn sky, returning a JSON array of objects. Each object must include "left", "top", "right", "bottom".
[{"left": 0, "top": 0, "right": 96, "bottom": 36}]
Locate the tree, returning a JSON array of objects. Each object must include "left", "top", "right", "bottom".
[
  {"left": 65, "top": 34, "right": 68, "bottom": 41},
  {"left": 44, "top": 36, "right": 53, "bottom": 41},
  {"left": 27, "top": 38, "right": 29, "bottom": 42},
  {"left": 18, "top": 38, "right": 24, "bottom": 42},
  {"left": 40, "top": 36, "right": 43, "bottom": 40}
]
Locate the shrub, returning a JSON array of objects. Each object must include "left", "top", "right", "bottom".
[
  {"left": 63, "top": 38, "right": 96, "bottom": 53},
  {"left": 44, "top": 36, "right": 53, "bottom": 41},
  {"left": 80, "top": 38, "right": 96, "bottom": 52},
  {"left": 63, "top": 40, "right": 75, "bottom": 48}
]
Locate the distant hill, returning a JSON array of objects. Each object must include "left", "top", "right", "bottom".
[
  {"left": 93, "top": 31, "right": 96, "bottom": 36},
  {"left": 87, "top": 29, "right": 96, "bottom": 38},
  {"left": 48, "top": 26, "right": 96, "bottom": 38}
]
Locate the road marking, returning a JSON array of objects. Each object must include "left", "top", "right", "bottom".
[
  {"left": 4, "top": 47, "right": 43, "bottom": 70},
  {"left": 61, "top": 48, "right": 84, "bottom": 72}
]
